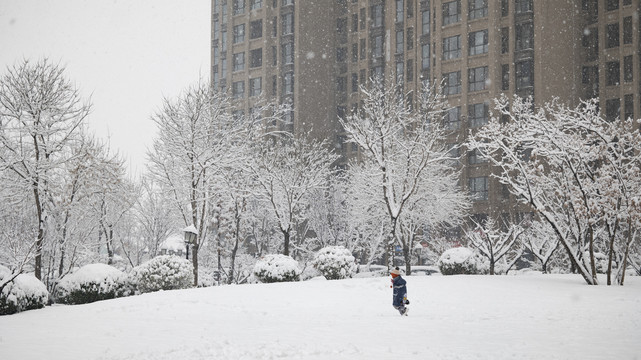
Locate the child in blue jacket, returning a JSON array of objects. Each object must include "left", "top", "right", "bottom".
[{"left": 390, "top": 267, "right": 409, "bottom": 316}]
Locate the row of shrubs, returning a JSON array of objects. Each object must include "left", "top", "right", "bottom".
[
  {"left": 0, "top": 255, "right": 194, "bottom": 315},
  {"left": 2, "top": 245, "right": 478, "bottom": 315}
]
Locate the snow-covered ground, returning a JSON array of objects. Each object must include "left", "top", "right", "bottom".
[{"left": 1, "top": 273, "right": 640, "bottom": 360}]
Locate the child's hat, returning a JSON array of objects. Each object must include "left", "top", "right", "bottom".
[{"left": 390, "top": 268, "right": 401, "bottom": 276}]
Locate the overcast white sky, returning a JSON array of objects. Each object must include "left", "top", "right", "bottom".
[{"left": 0, "top": 0, "right": 210, "bottom": 176}]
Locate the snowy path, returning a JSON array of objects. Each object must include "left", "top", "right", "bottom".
[{"left": 1, "top": 274, "right": 640, "bottom": 360}]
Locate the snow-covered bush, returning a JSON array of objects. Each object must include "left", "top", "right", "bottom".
[
  {"left": 312, "top": 246, "right": 357, "bottom": 280},
  {"left": 0, "top": 266, "right": 49, "bottom": 315},
  {"left": 438, "top": 247, "right": 479, "bottom": 275},
  {"left": 130, "top": 255, "right": 194, "bottom": 293},
  {"left": 55, "top": 263, "right": 130, "bottom": 305},
  {"left": 253, "top": 254, "right": 301, "bottom": 283}
]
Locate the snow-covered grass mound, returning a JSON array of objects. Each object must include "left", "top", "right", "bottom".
[
  {"left": 1, "top": 274, "right": 640, "bottom": 359},
  {"left": 0, "top": 266, "right": 48, "bottom": 315},
  {"left": 55, "top": 263, "right": 130, "bottom": 304}
]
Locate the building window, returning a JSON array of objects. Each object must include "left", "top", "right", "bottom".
[
  {"left": 606, "top": 61, "right": 620, "bottom": 86},
  {"left": 468, "top": 0, "right": 488, "bottom": 20},
  {"left": 360, "top": 38, "right": 366, "bottom": 60},
  {"left": 501, "top": 0, "right": 509, "bottom": 16},
  {"left": 249, "top": 77, "right": 262, "bottom": 97},
  {"left": 233, "top": 52, "right": 245, "bottom": 72},
  {"left": 352, "top": 43, "right": 358, "bottom": 62},
  {"left": 468, "top": 66, "right": 488, "bottom": 92},
  {"left": 422, "top": 10, "right": 430, "bottom": 35},
  {"left": 372, "top": 4, "right": 384, "bottom": 28},
  {"left": 272, "top": 75, "right": 277, "bottom": 95},
  {"left": 407, "top": 28, "right": 414, "bottom": 50},
  {"left": 606, "top": 23, "right": 619, "bottom": 48},
  {"left": 337, "top": 76, "right": 346, "bottom": 92},
  {"left": 396, "top": 61, "right": 404, "bottom": 84},
  {"left": 515, "top": 22, "right": 533, "bottom": 51},
  {"left": 469, "top": 29, "right": 488, "bottom": 56},
  {"left": 221, "top": 58, "right": 227, "bottom": 78},
  {"left": 516, "top": 60, "right": 533, "bottom": 89},
  {"left": 282, "top": 42, "right": 294, "bottom": 64},
  {"left": 407, "top": 0, "right": 414, "bottom": 18},
  {"left": 352, "top": 73, "right": 359, "bottom": 93},
  {"left": 233, "top": 0, "right": 245, "bottom": 15},
  {"left": 606, "top": 0, "right": 619, "bottom": 11},
  {"left": 233, "top": 24, "right": 245, "bottom": 44},
  {"left": 583, "top": 28, "right": 599, "bottom": 61},
  {"left": 468, "top": 148, "right": 488, "bottom": 164},
  {"left": 250, "top": 48, "right": 262, "bottom": 68},
  {"left": 623, "top": 17, "right": 632, "bottom": 44},
  {"left": 250, "top": 20, "right": 263, "bottom": 39},
  {"left": 396, "top": 0, "right": 404, "bottom": 22},
  {"left": 605, "top": 98, "right": 620, "bottom": 121},
  {"left": 283, "top": 72, "right": 294, "bottom": 95},
  {"left": 501, "top": 27, "right": 509, "bottom": 54},
  {"left": 251, "top": 0, "right": 262, "bottom": 10},
  {"left": 272, "top": 46, "right": 277, "bottom": 65},
  {"left": 352, "top": 13, "right": 359, "bottom": 32},
  {"left": 623, "top": 0, "right": 631, "bottom": 5},
  {"left": 221, "top": 1, "right": 228, "bottom": 24},
  {"left": 360, "top": 8, "right": 366, "bottom": 30},
  {"left": 624, "top": 56, "right": 633, "bottom": 82},
  {"left": 469, "top": 177, "right": 489, "bottom": 201},
  {"left": 337, "top": 17, "right": 348, "bottom": 44},
  {"left": 515, "top": 0, "right": 532, "bottom": 13},
  {"left": 282, "top": 0, "right": 293, "bottom": 5},
  {"left": 443, "top": 1, "right": 461, "bottom": 26},
  {"left": 232, "top": 80, "right": 245, "bottom": 99},
  {"left": 444, "top": 106, "right": 461, "bottom": 129},
  {"left": 337, "top": 47, "right": 347, "bottom": 62},
  {"left": 272, "top": 16, "right": 277, "bottom": 37},
  {"left": 443, "top": 35, "right": 461, "bottom": 60},
  {"left": 422, "top": 43, "right": 430, "bottom": 70},
  {"left": 468, "top": 102, "right": 489, "bottom": 127},
  {"left": 624, "top": 94, "right": 634, "bottom": 120},
  {"left": 406, "top": 59, "right": 413, "bottom": 82},
  {"left": 282, "top": 13, "right": 293, "bottom": 35},
  {"left": 373, "top": 35, "right": 384, "bottom": 58},
  {"left": 582, "top": 65, "right": 599, "bottom": 98},
  {"left": 396, "top": 30, "right": 404, "bottom": 54},
  {"left": 443, "top": 71, "right": 461, "bottom": 95},
  {"left": 502, "top": 64, "right": 510, "bottom": 90}
]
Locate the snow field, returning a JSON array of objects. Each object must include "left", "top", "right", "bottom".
[{"left": 1, "top": 274, "right": 640, "bottom": 360}]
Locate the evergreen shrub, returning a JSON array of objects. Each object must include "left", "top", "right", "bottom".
[
  {"left": 253, "top": 254, "right": 301, "bottom": 283},
  {"left": 312, "top": 246, "right": 357, "bottom": 280},
  {"left": 130, "top": 255, "right": 194, "bottom": 293}
]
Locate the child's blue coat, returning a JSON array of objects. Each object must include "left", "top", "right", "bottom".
[{"left": 391, "top": 276, "right": 407, "bottom": 306}]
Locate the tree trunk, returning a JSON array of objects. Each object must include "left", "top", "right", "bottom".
[
  {"left": 192, "top": 238, "right": 199, "bottom": 287},
  {"left": 33, "top": 185, "right": 44, "bottom": 280},
  {"left": 402, "top": 243, "right": 412, "bottom": 275},
  {"left": 283, "top": 229, "right": 290, "bottom": 256}
]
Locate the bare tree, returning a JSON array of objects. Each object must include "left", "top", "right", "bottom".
[
  {"left": 250, "top": 133, "right": 338, "bottom": 256},
  {"left": 147, "top": 82, "right": 239, "bottom": 286},
  {"left": 0, "top": 58, "right": 90, "bottom": 279},
  {"left": 466, "top": 217, "right": 524, "bottom": 275},
  {"left": 467, "top": 96, "right": 641, "bottom": 285},
  {"left": 340, "top": 79, "right": 469, "bottom": 273}
]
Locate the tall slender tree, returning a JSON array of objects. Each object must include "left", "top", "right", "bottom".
[{"left": 0, "top": 59, "right": 90, "bottom": 279}]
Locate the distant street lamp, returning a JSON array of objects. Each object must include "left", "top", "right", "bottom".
[{"left": 182, "top": 225, "right": 198, "bottom": 260}]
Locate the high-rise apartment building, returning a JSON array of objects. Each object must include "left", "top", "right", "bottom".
[{"left": 211, "top": 0, "right": 640, "bottom": 221}]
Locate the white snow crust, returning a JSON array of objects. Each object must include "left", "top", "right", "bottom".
[{"left": 1, "top": 274, "right": 640, "bottom": 360}]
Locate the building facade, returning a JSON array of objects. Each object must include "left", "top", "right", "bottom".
[{"left": 211, "top": 0, "right": 641, "bottom": 221}]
